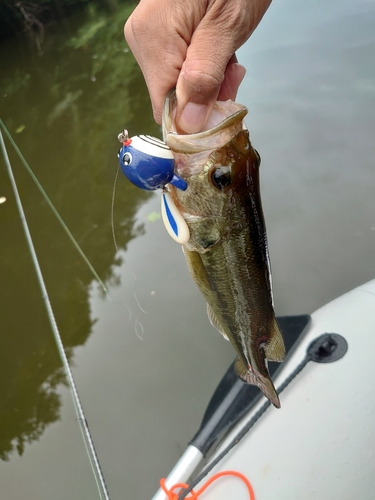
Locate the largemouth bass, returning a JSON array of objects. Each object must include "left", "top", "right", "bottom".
[{"left": 162, "top": 91, "right": 285, "bottom": 408}]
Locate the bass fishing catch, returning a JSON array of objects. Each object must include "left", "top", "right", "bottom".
[
  {"left": 162, "top": 91, "right": 285, "bottom": 408},
  {"left": 117, "top": 91, "right": 285, "bottom": 407}
]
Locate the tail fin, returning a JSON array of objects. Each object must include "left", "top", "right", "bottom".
[{"left": 235, "top": 358, "right": 281, "bottom": 408}]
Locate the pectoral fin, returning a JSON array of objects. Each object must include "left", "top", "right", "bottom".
[
  {"left": 183, "top": 247, "right": 213, "bottom": 294},
  {"left": 264, "top": 318, "right": 286, "bottom": 362},
  {"left": 206, "top": 304, "right": 229, "bottom": 341}
]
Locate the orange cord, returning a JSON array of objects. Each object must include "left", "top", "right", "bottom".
[{"left": 160, "top": 470, "right": 255, "bottom": 500}]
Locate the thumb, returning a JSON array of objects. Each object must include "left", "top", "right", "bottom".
[
  {"left": 176, "top": 58, "right": 246, "bottom": 133},
  {"left": 175, "top": 28, "right": 246, "bottom": 133},
  {"left": 174, "top": 0, "right": 270, "bottom": 133}
]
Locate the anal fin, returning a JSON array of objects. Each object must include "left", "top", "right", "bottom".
[
  {"left": 264, "top": 317, "right": 286, "bottom": 362},
  {"left": 206, "top": 304, "right": 229, "bottom": 341}
]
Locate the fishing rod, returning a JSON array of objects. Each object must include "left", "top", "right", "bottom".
[
  {"left": 0, "top": 129, "right": 111, "bottom": 500},
  {"left": 0, "top": 119, "right": 108, "bottom": 296}
]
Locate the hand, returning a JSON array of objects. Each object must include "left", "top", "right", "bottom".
[{"left": 125, "top": 0, "right": 271, "bottom": 133}]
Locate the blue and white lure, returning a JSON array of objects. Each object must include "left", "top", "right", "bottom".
[{"left": 117, "top": 130, "right": 190, "bottom": 244}]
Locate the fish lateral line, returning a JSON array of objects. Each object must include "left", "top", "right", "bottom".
[{"left": 110, "top": 165, "right": 147, "bottom": 316}]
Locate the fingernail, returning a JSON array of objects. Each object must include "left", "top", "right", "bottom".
[{"left": 178, "top": 102, "right": 208, "bottom": 134}]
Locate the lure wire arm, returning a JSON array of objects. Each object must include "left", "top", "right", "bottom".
[{"left": 118, "top": 129, "right": 129, "bottom": 144}]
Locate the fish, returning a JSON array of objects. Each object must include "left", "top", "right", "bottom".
[{"left": 162, "top": 91, "right": 286, "bottom": 408}]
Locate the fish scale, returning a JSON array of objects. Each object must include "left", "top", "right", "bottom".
[{"left": 163, "top": 92, "right": 286, "bottom": 407}]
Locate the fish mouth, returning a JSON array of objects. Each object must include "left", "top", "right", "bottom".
[{"left": 162, "top": 90, "right": 248, "bottom": 154}]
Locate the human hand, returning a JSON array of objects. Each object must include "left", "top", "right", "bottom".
[{"left": 125, "top": 0, "right": 271, "bottom": 133}]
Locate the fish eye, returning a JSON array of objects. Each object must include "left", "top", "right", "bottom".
[
  {"left": 210, "top": 166, "right": 231, "bottom": 190},
  {"left": 122, "top": 152, "right": 132, "bottom": 166}
]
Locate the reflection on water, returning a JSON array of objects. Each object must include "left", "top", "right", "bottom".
[
  {"left": 1, "top": 0, "right": 375, "bottom": 498},
  {"left": 0, "top": 1, "right": 154, "bottom": 462}
]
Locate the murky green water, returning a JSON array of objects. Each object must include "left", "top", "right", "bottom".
[{"left": 0, "top": 0, "right": 374, "bottom": 498}]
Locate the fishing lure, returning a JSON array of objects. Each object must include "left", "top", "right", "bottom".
[{"left": 117, "top": 130, "right": 190, "bottom": 244}]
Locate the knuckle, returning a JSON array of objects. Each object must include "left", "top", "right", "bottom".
[
  {"left": 124, "top": 17, "right": 133, "bottom": 43},
  {"left": 181, "top": 64, "right": 223, "bottom": 97}
]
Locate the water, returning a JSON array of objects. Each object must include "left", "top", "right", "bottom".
[{"left": 0, "top": 0, "right": 374, "bottom": 498}]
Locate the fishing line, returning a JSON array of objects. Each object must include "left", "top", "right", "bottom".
[
  {"left": 177, "top": 359, "right": 310, "bottom": 500},
  {"left": 0, "top": 130, "right": 111, "bottom": 500},
  {"left": 178, "top": 332, "right": 348, "bottom": 499},
  {"left": 0, "top": 119, "right": 108, "bottom": 296},
  {"left": 134, "top": 317, "right": 145, "bottom": 341},
  {"left": 111, "top": 164, "right": 147, "bottom": 315},
  {"left": 110, "top": 165, "right": 121, "bottom": 255},
  {"left": 189, "top": 356, "right": 311, "bottom": 489}
]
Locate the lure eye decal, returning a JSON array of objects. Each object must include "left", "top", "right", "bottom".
[{"left": 122, "top": 152, "right": 132, "bottom": 166}]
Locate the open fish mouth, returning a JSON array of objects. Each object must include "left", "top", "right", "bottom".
[{"left": 162, "top": 90, "right": 248, "bottom": 154}]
